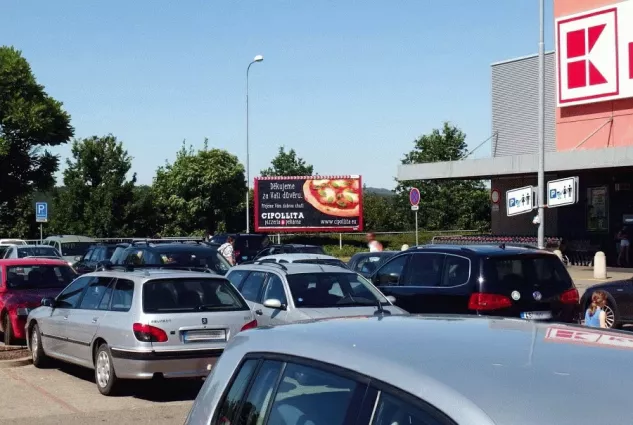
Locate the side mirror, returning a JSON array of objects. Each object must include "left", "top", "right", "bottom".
[
  {"left": 379, "top": 273, "right": 399, "bottom": 285},
  {"left": 386, "top": 295, "right": 396, "bottom": 304},
  {"left": 74, "top": 255, "right": 82, "bottom": 262},
  {"left": 263, "top": 299, "right": 286, "bottom": 310},
  {"left": 41, "top": 297, "right": 55, "bottom": 308}
]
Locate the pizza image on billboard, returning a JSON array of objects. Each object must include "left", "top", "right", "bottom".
[
  {"left": 254, "top": 175, "right": 363, "bottom": 232},
  {"left": 302, "top": 178, "right": 360, "bottom": 217}
]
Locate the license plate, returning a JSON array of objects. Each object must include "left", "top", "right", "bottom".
[
  {"left": 183, "top": 329, "right": 226, "bottom": 342},
  {"left": 521, "top": 311, "right": 552, "bottom": 320}
]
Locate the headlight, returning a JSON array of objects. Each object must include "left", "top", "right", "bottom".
[
  {"left": 17, "top": 308, "right": 32, "bottom": 317},
  {"left": 68, "top": 261, "right": 74, "bottom": 266}
]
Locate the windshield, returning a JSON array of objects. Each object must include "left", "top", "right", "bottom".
[
  {"left": 132, "top": 248, "right": 231, "bottom": 275},
  {"left": 143, "top": 278, "right": 248, "bottom": 313},
  {"left": 6, "top": 265, "right": 77, "bottom": 289},
  {"left": 286, "top": 272, "right": 387, "bottom": 308},
  {"left": 17, "top": 247, "right": 61, "bottom": 258},
  {"left": 293, "top": 259, "right": 347, "bottom": 268},
  {"left": 60, "top": 242, "right": 92, "bottom": 256}
]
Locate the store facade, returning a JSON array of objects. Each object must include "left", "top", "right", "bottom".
[{"left": 398, "top": 0, "right": 633, "bottom": 263}]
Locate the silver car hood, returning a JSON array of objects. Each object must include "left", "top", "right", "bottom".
[{"left": 298, "top": 305, "right": 405, "bottom": 319}]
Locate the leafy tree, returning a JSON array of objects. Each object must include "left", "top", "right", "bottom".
[
  {"left": 153, "top": 140, "right": 246, "bottom": 235},
  {"left": 50, "top": 135, "right": 136, "bottom": 237},
  {"left": 395, "top": 122, "right": 490, "bottom": 232},
  {"left": 0, "top": 46, "right": 73, "bottom": 236},
  {"left": 260, "top": 146, "right": 314, "bottom": 176},
  {"left": 125, "top": 185, "right": 161, "bottom": 237},
  {"left": 362, "top": 190, "right": 406, "bottom": 232}
]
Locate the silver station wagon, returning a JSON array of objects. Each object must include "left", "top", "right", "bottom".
[
  {"left": 185, "top": 315, "right": 633, "bottom": 425},
  {"left": 25, "top": 268, "right": 257, "bottom": 395},
  {"left": 226, "top": 263, "right": 406, "bottom": 325}
]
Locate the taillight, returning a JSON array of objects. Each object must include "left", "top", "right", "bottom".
[
  {"left": 468, "top": 293, "right": 512, "bottom": 311},
  {"left": 240, "top": 319, "right": 258, "bottom": 332},
  {"left": 560, "top": 288, "right": 579, "bottom": 304},
  {"left": 234, "top": 250, "right": 241, "bottom": 258},
  {"left": 133, "top": 323, "right": 168, "bottom": 342}
]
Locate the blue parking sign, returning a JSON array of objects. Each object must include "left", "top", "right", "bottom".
[
  {"left": 509, "top": 198, "right": 516, "bottom": 207},
  {"left": 35, "top": 202, "right": 48, "bottom": 223}
]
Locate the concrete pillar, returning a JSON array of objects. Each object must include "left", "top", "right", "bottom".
[
  {"left": 594, "top": 251, "right": 607, "bottom": 279},
  {"left": 553, "top": 249, "right": 563, "bottom": 262}
]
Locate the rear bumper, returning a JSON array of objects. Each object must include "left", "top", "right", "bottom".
[{"left": 110, "top": 347, "right": 223, "bottom": 379}]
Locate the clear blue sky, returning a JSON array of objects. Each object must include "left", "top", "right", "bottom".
[{"left": 1, "top": 0, "right": 554, "bottom": 189}]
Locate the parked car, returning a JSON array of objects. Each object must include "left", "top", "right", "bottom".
[
  {"left": 26, "top": 268, "right": 258, "bottom": 395},
  {"left": 580, "top": 278, "right": 633, "bottom": 328},
  {"left": 0, "top": 239, "right": 27, "bottom": 245},
  {"left": 3, "top": 244, "right": 64, "bottom": 261},
  {"left": 0, "top": 258, "right": 77, "bottom": 345},
  {"left": 226, "top": 263, "right": 405, "bottom": 326},
  {"left": 348, "top": 251, "right": 398, "bottom": 277},
  {"left": 74, "top": 243, "right": 121, "bottom": 275},
  {"left": 210, "top": 233, "right": 271, "bottom": 263},
  {"left": 254, "top": 244, "right": 326, "bottom": 259},
  {"left": 369, "top": 244, "right": 580, "bottom": 322},
  {"left": 110, "top": 242, "right": 231, "bottom": 275},
  {"left": 185, "top": 315, "right": 633, "bottom": 425},
  {"left": 253, "top": 253, "right": 349, "bottom": 268},
  {"left": 42, "top": 235, "right": 96, "bottom": 264},
  {"left": 108, "top": 243, "right": 131, "bottom": 265}
]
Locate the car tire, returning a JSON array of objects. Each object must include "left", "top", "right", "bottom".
[
  {"left": 3, "top": 313, "right": 16, "bottom": 346},
  {"left": 603, "top": 301, "right": 621, "bottom": 329},
  {"left": 30, "top": 324, "right": 51, "bottom": 368},
  {"left": 95, "top": 343, "right": 120, "bottom": 396}
]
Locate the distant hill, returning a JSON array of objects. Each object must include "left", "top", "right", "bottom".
[{"left": 364, "top": 187, "right": 395, "bottom": 196}]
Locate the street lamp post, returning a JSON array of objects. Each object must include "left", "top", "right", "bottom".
[{"left": 246, "top": 54, "right": 264, "bottom": 234}]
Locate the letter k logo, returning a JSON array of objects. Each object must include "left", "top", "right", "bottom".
[{"left": 566, "top": 24, "right": 608, "bottom": 88}]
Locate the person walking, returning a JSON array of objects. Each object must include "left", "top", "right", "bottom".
[
  {"left": 584, "top": 290, "right": 608, "bottom": 328},
  {"left": 366, "top": 233, "right": 383, "bottom": 252},
  {"left": 218, "top": 236, "right": 236, "bottom": 266},
  {"left": 617, "top": 226, "right": 630, "bottom": 267}
]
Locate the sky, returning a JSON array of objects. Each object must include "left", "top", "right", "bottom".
[{"left": 1, "top": 0, "right": 554, "bottom": 189}]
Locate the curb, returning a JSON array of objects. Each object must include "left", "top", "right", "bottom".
[{"left": 0, "top": 356, "right": 32, "bottom": 369}]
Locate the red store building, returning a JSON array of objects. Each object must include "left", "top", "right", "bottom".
[{"left": 398, "top": 0, "right": 633, "bottom": 264}]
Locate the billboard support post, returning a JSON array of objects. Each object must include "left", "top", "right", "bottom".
[
  {"left": 537, "top": 0, "right": 545, "bottom": 249},
  {"left": 339, "top": 233, "right": 342, "bottom": 250}
]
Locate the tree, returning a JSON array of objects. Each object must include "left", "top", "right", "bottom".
[
  {"left": 153, "top": 140, "right": 246, "bottom": 235},
  {"left": 125, "top": 185, "right": 161, "bottom": 237},
  {"left": 395, "top": 122, "right": 490, "bottom": 231},
  {"left": 51, "top": 135, "right": 136, "bottom": 237},
  {"left": 0, "top": 46, "right": 74, "bottom": 236},
  {"left": 260, "top": 146, "right": 314, "bottom": 176},
  {"left": 362, "top": 190, "right": 406, "bottom": 232}
]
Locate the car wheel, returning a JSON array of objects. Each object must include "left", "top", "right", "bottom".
[
  {"left": 3, "top": 313, "right": 16, "bottom": 346},
  {"left": 602, "top": 303, "right": 620, "bottom": 329},
  {"left": 30, "top": 324, "right": 50, "bottom": 368},
  {"left": 95, "top": 343, "right": 119, "bottom": 396}
]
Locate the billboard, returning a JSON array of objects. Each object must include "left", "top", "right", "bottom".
[
  {"left": 555, "top": 1, "right": 633, "bottom": 106},
  {"left": 254, "top": 175, "right": 363, "bottom": 232}
]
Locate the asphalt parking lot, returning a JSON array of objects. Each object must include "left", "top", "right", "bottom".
[{"left": 0, "top": 362, "right": 200, "bottom": 425}]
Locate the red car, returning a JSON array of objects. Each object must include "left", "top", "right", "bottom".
[{"left": 0, "top": 258, "right": 77, "bottom": 345}]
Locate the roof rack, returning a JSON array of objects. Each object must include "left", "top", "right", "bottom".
[
  {"left": 105, "top": 264, "right": 215, "bottom": 273},
  {"left": 251, "top": 261, "right": 288, "bottom": 271}
]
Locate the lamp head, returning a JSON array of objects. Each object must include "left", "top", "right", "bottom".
[{"left": 253, "top": 55, "right": 264, "bottom": 62}]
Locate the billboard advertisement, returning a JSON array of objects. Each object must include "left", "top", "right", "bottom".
[
  {"left": 254, "top": 175, "right": 363, "bottom": 232},
  {"left": 555, "top": 1, "right": 633, "bottom": 106}
]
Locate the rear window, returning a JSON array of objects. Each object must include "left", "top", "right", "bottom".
[
  {"left": 17, "top": 247, "right": 61, "bottom": 258},
  {"left": 142, "top": 278, "right": 248, "bottom": 313},
  {"left": 155, "top": 249, "right": 231, "bottom": 275},
  {"left": 485, "top": 255, "right": 573, "bottom": 290},
  {"left": 59, "top": 242, "right": 92, "bottom": 256},
  {"left": 6, "top": 265, "right": 77, "bottom": 289}
]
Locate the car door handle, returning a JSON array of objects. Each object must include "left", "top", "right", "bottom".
[
  {"left": 92, "top": 317, "right": 98, "bottom": 323},
  {"left": 617, "top": 288, "right": 624, "bottom": 292},
  {"left": 63, "top": 315, "right": 69, "bottom": 320},
  {"left": 255, "top": 309, "right": 263, "bottom": 315}
]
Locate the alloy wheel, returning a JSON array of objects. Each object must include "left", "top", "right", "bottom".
[
  {"left": 31, "top": 330, "right": 38, "bottom": 363},
  {"left": 96, "top": 351, "right": 111, "bottom": 388},
  {"left": 603, "top": 305, "right": 616, "bottom": 328}
]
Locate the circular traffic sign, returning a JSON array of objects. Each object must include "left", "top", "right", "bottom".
[
  {"left": 491, "top": 189, "right": 500, "bottom": 204},
  {"left": 409, "top": 188, "right": 420, "bottom": 206}
]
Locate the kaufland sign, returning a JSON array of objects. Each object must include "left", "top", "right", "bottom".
[{"left": 556, "top": 0, "right": 633, "bottom": 107}]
